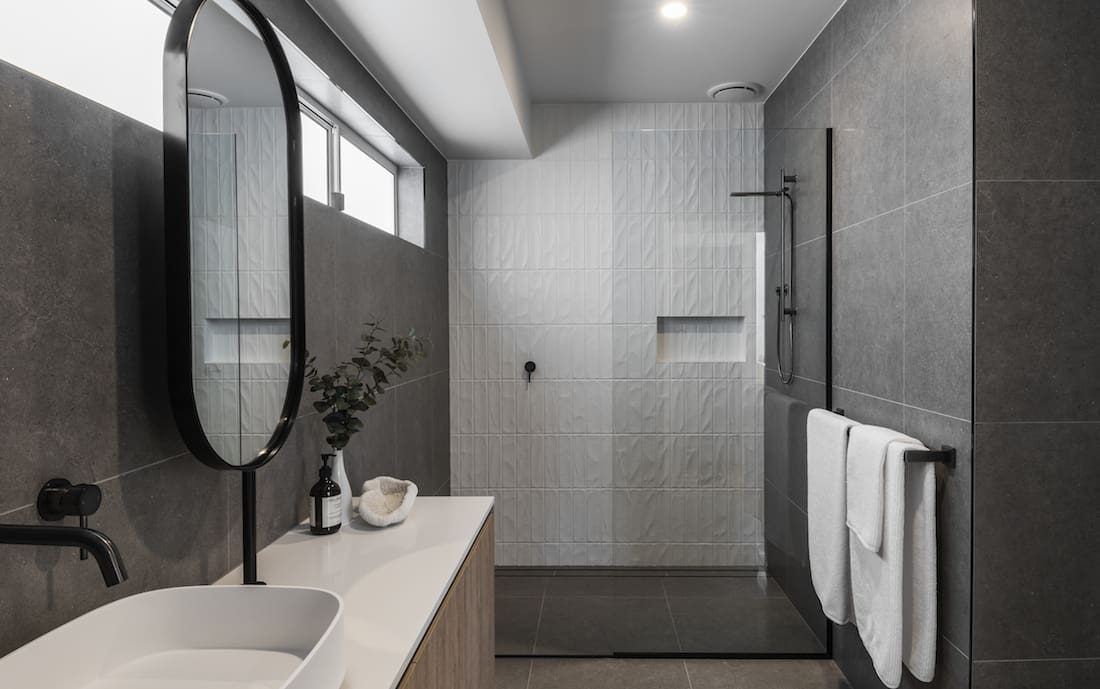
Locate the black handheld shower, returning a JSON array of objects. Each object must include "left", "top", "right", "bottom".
[{"left": 732, "top": 170, "right": 798, "bottom": 383}]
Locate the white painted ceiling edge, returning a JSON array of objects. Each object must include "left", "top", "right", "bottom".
[{"left": 305, "top": 0, "right": 533, "bottom": 159}]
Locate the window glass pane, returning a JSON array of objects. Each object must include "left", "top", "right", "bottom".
[
  {"left": 340, "top": 136, "right": 395, "bottom": 234},
  {"left": 0, "top": 0, "right": 169, "bottom": 130},
  {"left": 301, "top": 112, "right": 328, "bottom": 203}
]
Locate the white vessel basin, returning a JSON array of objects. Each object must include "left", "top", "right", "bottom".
[{"left": 0, "top": 585, "right": 344, "bottom": 689}]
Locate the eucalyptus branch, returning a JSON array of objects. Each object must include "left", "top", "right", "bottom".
[{"left": 303, "top": 321, "right": 428, "bottom": 450}]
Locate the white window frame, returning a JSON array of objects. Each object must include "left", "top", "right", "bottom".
[
  {"left": 299, "top": 97, "right": 338, "bottom": 206},
  {"left": 299, "top": 95, "right": 399, "bottom": 236}
]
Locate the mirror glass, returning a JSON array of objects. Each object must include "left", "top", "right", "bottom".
[{"left": 187, "top": 0, "right": 291, "bottom": 466}]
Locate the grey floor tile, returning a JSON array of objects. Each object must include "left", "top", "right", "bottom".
[
  {"left": 668, "top": 597, "right": 825, "bottom": 654},
  {"left": 497, "top": 575, "right": 549, "bottom": 598},
  {"left": 497, "top": 596, "right": 542, "bottom": 655},
  {"left": 685, "top": 660, "right": 851, "bottom": 689},
  {"left": 528, "top": 659, "right": 690, "bottom": 689},
  {"left": 662, "top": 575, "right": 785, "bottom": 599},
  {"left": 535, "top": 597, "right": 679, "bottom": 655},
  {"left": 496, "top": 658, "right": 532, "bottom": 689},
  {"left": 545, "top": 575, "right": 665, "bottom": 598}
]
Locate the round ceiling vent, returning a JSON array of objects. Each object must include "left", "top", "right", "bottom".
[
  {"left": 187, "top": 89, "right": 229, "bottom": 108},
  {"left": 707, "top": 81, "right": 766, "bottom": 102}
]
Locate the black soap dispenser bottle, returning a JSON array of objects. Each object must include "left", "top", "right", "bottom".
[{"left": 310, "top": 454, "right": 342, "bottom": 535}]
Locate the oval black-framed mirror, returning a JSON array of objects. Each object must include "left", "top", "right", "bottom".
[{"left": 163, "top": 0, "right": 305, "bottom": 474}]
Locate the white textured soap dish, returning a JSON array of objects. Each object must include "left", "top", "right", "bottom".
[{"left": 358, "top": 476, "right": 418, "bottom": 527}]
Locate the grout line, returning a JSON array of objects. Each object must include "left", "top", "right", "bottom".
[
  {"left": 973, "top": 656, "right": 1100, "bottom": 664},
  {"left": 974, "top": 419, "right": 1100, "bottom": 426},
  {"left": 0, "top": 502, "right": 34, "bottom": 518},
  {"left": 531, "top": 589, "right": 547, "bottom": 656},
  {"left": 831, "top": 385, "right": 972, "bottom": 424},
  {"left": 829, "top": 1, "right": 908, "bottom": 86},
  {"left": 832, "top": 182, "right": 971, "bottom": 236},
  {"left": 661, "top": 578, "right": 685, "bottom": 654},
  {"left": 92, "top": 452, "right": 190, "bottom": 486},
  {"left": 977, "top": 179, "right": 1100, "bottom": 184},
  {"left": 941, "top": 635, "right": 968, "bottom": 659}
]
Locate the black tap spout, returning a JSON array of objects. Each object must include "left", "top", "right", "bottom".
[{"left": 0, "top": 524, "right": 128, "bottom": 586}]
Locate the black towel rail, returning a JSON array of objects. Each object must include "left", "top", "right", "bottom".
[{"left": 903, "top": 446, "right": 956, "bottom": 468}]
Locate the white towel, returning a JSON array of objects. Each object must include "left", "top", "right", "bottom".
[
  {"left": 849, "top": 439, "right": 938, "bottom": 688},
  {"left": 806, "top": 408, "right": 858, "bottom": 624},
  {"left": 846, "top": 426, "right": 918, "bottom": 552},
  {"left": 902, "top": 457, "right": 937, "bottom": 682}
]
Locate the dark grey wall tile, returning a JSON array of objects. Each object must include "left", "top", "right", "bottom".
[
  {"left": 0, "top": 0, "right": 449, "bottom": 653},
  {"left": 904, "top": 185, "right": 973, "bottom": 419},
  {"left": 972, "top": 658, "right": 1100, "bottom": 689},
  {"left": 764, "top": 131, "right": 787, "bottom": 257},
  {"left": 0, "top": 62, "right": 175, "bottom": 514},
  {"left": 833, "top": 211, "right": 905, "bottom": 400},
  {"left": 975, "top": 181, "right": 1100, "bottom": 422},
  {"left": 0, "top": 454, "right": 230, "bottom": 656},
  {"left": 332, "top": 218, "right": 398, "bottom": 353},
  {"left": 832, "top": 19, "right": 906, "bottom": 229},
  {"left": 303, "top": 200, "right": 339, "bottom": 371},
  {"left": 764, "top": 81, "right": 788, "bottom": 140},
  {"left": 765, "top": 370, "right": 826, "bottom": 410},
  {"left": 340, "top": 390, "right": 397, "bottom": 489},
  {"left": 904, "top": 0, "right": 973, "bottom": 202},
  {"left": 393, "top": 375, "right": 438, "bottom": 494},
  {"left": 787, "top": 118, "right": 830, "bottom": 244},
  {"left": 974, "top": 0, "right": 1100, "bottom": 181},
  {"left": 781, "top": 499, "right": 828, "bottom": 645},
  {"left": 764, "top": 390, "right": 792, "bottom": 496},
  {"left": 831, "top": 387, "right": 906, "bottom": 431},
  {"left": 768, "top": 0, "right": 977, "bottom": 683},
  {"left": 903, "top": 407, "right": 972, "bottom": 654},
  {"left": 973, "top": 422, "right": 1100, "bottom": 661},
  {"left": 830, "top": 0, "right": 907, "bottom": 80},
  {"left": 793, "top": 237, "right": 827, "bottom": 383},
  {"left": 785, "top": 25, "right": 833, "bottom": 118},
  {"left": 394, "top": 238, "right": 449, "bottom": 377}
]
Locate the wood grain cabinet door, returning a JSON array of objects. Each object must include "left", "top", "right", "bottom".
[{"left": 399, "top": 513, "right": 495, "bottom": 689}]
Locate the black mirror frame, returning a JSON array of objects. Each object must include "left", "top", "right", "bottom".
[{"left": 163, "top": 0, "right": 305, "bottom": 473}]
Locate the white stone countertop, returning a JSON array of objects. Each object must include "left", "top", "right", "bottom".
[{"left": 216, "top": 496, "right": 495, "bottom": 689}]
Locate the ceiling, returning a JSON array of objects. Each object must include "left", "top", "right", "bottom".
[
  {"left": 306, "top": 0, "right": 530, "bottom": 159},
  {"left": 507, "top": 0, "right": 843, "bottom": 103},
  {"left": 306, "top": 0, "right": 843, "bottom": 159}
]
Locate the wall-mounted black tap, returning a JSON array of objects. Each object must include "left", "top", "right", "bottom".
[{"left": 0, "top": 478, "right": 128, "bottom": 587}]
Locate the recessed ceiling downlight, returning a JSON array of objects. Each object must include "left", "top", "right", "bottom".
[
  {"left": 707, "top": 81, "right": 766, "bottom": 102},
  {"left": 660, "top": 2, "right": 688, "bottom": 20}
]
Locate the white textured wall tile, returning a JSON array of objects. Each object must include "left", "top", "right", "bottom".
[{"left": 450, "top": 103, "right": 764, "bottom": 567}]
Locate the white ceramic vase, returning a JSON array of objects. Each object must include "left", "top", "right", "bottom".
[{"left": 329, "top": 448, "right": 355, "bottom": 525}]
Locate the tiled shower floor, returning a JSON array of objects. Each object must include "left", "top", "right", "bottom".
[{"left": 496, "top": 571, "right": 826, "bottom": 657}]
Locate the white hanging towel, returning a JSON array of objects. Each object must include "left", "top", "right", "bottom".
[
  {"left": 806, "top": 408, "right": 859, "bottom": 624},
  {"left": 902, "top": 454, "right": 937, "bottom": 683},
  {"left": 846, "top": 426, "right": 918, "bottom": 552},
  {"left": 849, "top": 437, "right": 938, "bottom": 688}
]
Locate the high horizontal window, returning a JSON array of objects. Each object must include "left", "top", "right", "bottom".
[
  {"left": 0, "top": 0, "right": 169, "bottom": 130},
  {"left": 300, "top": 107, "right": 331, "bottom": 204},
  {"left": 340, "top": 134, "right": 396, "bottom": 234}
]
